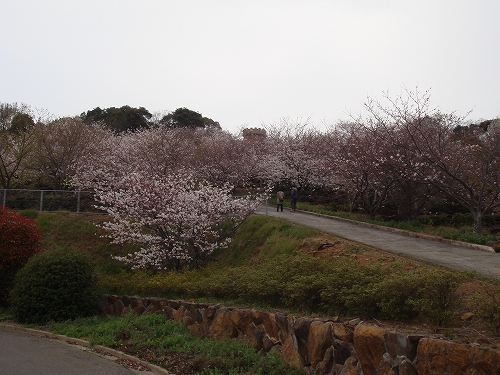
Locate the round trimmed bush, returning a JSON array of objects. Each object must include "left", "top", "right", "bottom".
[
  {"left": 10, "top": 246, "right": 99, "bottom": 324},
  {"left": 0, "top": 207, "right": 43, "bottom": 306}
]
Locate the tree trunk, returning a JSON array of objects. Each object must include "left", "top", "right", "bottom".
[{"left": 471, "top": 211, "right": 483, "bottom": 234}]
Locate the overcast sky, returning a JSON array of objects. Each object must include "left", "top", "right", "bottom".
[{"left": 1, "top": 1, "right": 499, "bottom": 133}]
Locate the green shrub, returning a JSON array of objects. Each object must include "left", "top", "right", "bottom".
[
  {"left": 348, "top": 268, "right": 462, "bottom": 324},
  {"left": 469, "top": 287, "right": 500, "bottom": 335},
  {"left": 280, "top": 253, "right": 337, "bottom": 311},
  {"left": 450, "top": 213, "right": 472, "bottom": 227},
  {"left": 319, "top": 263, "right": 462, "bottom": 323},
  {"left": 365, "top": 269, "right": 424, "bottom": 320},
  {"left": 0, "top": 207, "right": 44, "bottom": 306},
  {"left": 237, "top": 260, "right": 287, "bottom": 306},
  {"left": 319, "top": 258, "right": 384, "bottom": 316},
  {"left": 409, "top": 269, "right": 462, "bottom": 326},
  {"left": 10, "top": 246, "right": 99, "bottom": 324},
  {"left": 283, "top": 273, "right": 328, "bottom": 312}
]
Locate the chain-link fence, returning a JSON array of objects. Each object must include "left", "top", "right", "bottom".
[{"left": 1, "top": 189, "right": 100, "bottom": 213}]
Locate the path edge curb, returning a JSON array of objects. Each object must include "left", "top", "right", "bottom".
[
  {"left": 302, "top": 210, "right": 497, "bottom": 253},
  {"left": 0, "top": 323, "right": 170, "bottom": 375}
]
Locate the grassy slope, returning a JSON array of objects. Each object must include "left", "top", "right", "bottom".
[{"left": 26, "top": 209, "right": 500, "bottom": 339}]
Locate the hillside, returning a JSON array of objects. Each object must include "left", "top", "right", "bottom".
[{"left": 30, "top": 210, "right": 500, "bottom": 348}]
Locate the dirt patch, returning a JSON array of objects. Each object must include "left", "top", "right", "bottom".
[
  {"left": 119, "top": 345, "right": 199, "bottom": 375},
  {"left": 300, "top": 235, "right": 424, "bottom": 270}
]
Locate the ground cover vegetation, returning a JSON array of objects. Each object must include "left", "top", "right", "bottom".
[
  {"left": 20, "top": 210, "right": 500, "bottom": 339},
  {"left": 49, "top": 313, "right": 304, "bottom": 375}
]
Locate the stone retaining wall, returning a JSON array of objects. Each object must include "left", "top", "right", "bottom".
[{"left": 100, "top": 295, "right": 500, "bottom": 375}]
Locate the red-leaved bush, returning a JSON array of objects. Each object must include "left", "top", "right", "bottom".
[{"left": 0, "top": 207, "right": 44, "bottom": 305}]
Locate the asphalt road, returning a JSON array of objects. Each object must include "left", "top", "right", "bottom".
[
  {"left": 0, "top": 326, "right": 166, "bottom": 375},
  {"left": 256, "top": 204, "right": 500, "bottom": 279}
]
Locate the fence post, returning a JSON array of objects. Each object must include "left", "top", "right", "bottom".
[
  {"left": 77, "top": 190, "right": 81, "bottom": 213},
  {"left": 2, "top": 189, "right": 6, "bottom": 208},
  {"left": 40, "top": 190, "right": 44, "bottom": 211}
]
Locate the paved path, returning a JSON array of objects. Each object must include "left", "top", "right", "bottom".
[
  {"left": 256, "top": 205, "right": 500, "bottom": 279},
  {"left": 0, "top": 325, "right": 168, "bottom": 375}
]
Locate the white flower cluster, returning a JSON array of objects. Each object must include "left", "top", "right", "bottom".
[{"left": 95, "top": 171, "right": 261, "bottom": 269}]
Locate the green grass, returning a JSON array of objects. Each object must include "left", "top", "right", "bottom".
[
  {"left": 48, "top": 313, "right": 303, "bottom": 375},
  {"left": 214, "top": 216, "right": 320, "bottom": 264},
  {"left": 29, "top": 210, "right": 140, "bottom": 274}
]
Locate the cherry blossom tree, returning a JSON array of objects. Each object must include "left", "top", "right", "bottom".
[
  {"left": 72, "top": 127, "right": 264, "bottom": 269},
  {"left": 418, "top": 116, "right": 500, "bottom": 233},
  {"left": 329, "top": 121, "right": 395, "bottom": 219},
  {"left": 379, "top": 125, "right": 439, "bottom": 221},
  {"left": 0, "top": 127, "right": 37, "bottom": 189},
  {"left": 239, "top": 132, "right": 273, "bottom": 191},
  {"left": 74, "top": 127, "right": 208, "bottom": 188},
  {"left": 363, "top": 88, "right": 500, "bottom": 232},
  {"left": 195, "top": 130, "right": 252, "bottom": 188},
  {"left": 337, "top": 115, "right": 439, "bottom": 221},
  {"left": 94, "top": 171, "right": 260, "bottom": 270},
  {"left": 126, "top": 127, "right": 199, "bottom": 176},
  {"left": 261, "top": 118, "right": 335, "bottom": 191},
  {"left": 0, "top": 103, "right": 48, "bottom": 189},
  {"left": 33, "top": 117, "right": 105, "bottom": 189},
  {"left": 70, "top": 126, "right": 120, "bottom": 190}
]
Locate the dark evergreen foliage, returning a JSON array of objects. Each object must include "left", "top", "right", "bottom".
[
  {"left": 81, "top": 105, "right": 152, "bottom": 132},
  {"left": 10, "top": 246, "right": 99, "bottom": 324}
]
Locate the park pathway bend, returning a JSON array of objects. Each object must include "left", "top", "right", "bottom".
[{"left": 255, "top": 205, "right": 500, "bottom": 279}]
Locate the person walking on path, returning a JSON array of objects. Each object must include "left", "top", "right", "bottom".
[
  {"left": 276, "top": 189, "right": 285, "bottom": 212},
  {"left": 290, "top": 186, "right": 298, "bottom": 212}
]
